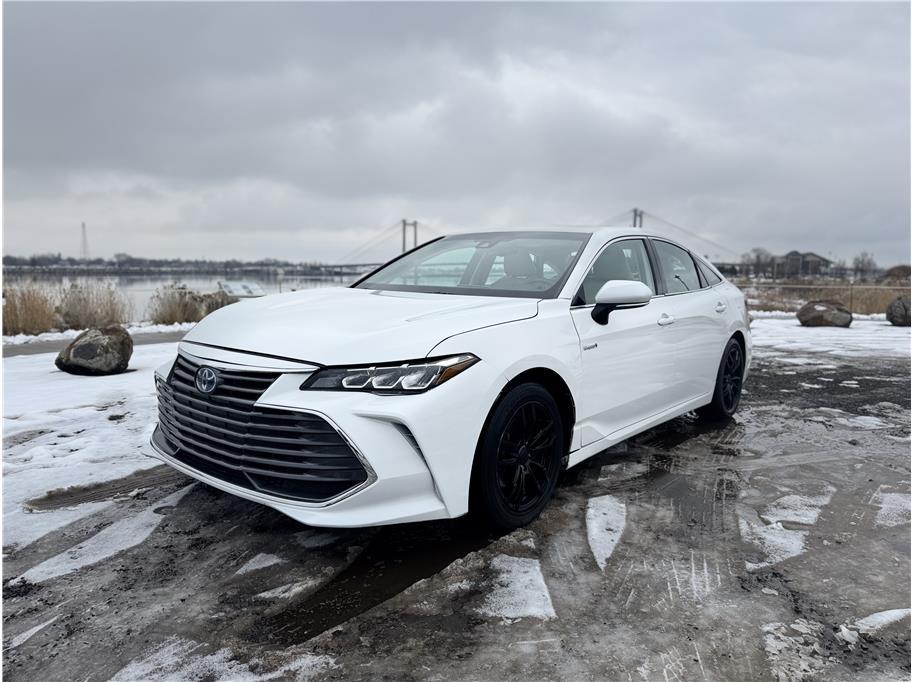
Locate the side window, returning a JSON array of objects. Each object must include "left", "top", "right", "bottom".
[
  {"left": 653, "top": 241, "right": 701, "bottom": 294},
  {"left": 577, "top": 239, "right": 655, "bottom": 305},
  {"left": 697, "top": 259, "right": 722, "bottom": 286}
]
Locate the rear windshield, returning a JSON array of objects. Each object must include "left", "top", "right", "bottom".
[{"left": 353, "top": 232, "right": 591, "bottom": 298}]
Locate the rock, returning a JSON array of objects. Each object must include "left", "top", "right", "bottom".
[
  {"left": 761, "top": 587, "right": 778, "bottom": 596},
  {"left": 885, "top": 295, "right": 911, "bottom": 327},
  {"left": 55, "top": 326, "right": 133, "bottom": 376},
  {"left": 796, "top": 300, "right": 852, "bottom": 328}
]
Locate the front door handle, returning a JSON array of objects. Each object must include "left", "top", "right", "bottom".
[
  {"left": 657, "top": 314, "right": 675, "bottom": 326},
  {"left": 714, "top": 302, "right": 727, "bottom": 313}
]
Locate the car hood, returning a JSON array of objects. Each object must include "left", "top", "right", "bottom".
[{"left": 181, "top": 287, "right": 539, "bottom": 365}]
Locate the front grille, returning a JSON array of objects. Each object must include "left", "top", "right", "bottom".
[{"left": 156, "top": 354, "right": 369, "bottom": 503}]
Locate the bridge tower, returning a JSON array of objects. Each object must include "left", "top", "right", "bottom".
[{"left": 80, "top": 222, "right": 90, "bottom": 260}]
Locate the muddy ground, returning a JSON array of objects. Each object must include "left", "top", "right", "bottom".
[{"left": 3, "top": 346, "right": 910, "bottom": 681}]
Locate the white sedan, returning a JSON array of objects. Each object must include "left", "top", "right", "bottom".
[{"left": 149, "top": 229, "right": 750, "bottom": 530}]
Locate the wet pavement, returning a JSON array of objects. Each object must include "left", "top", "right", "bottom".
[{"left": 3, "top": 345, "right": 910, "bottom": 681}]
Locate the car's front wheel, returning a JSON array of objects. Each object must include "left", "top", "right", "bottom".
[
  {"left": 471, "top": 383, "right": 564, "bottom": 530},
  {"left": 699, "top": 337, "right": 744, "bottom": 420}
]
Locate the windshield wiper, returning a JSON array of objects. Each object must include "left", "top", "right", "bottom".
[{"left": 674, "top": 275, "right": 690, "bottom": 291}]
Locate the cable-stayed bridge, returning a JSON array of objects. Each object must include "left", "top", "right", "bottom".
[{"left": 324, "top": 209, "right": 739, "bottom": 273}]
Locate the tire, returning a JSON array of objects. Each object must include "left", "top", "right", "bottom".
[
  {"left": 470, "top": 383, "right": 565, "bottom": 531},
  {"left": 698, "top": 337, "right": 744, "bottom": 421}
]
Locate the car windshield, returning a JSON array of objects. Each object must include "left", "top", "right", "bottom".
[{"left": 353, "top": 232, "right": 591, "bottom": 298}]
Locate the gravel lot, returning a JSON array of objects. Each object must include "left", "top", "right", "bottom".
[{"left": 3, "top": 321, "right": 910, "bottom": 681}]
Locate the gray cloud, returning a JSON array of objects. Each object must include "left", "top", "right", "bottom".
[{"left": 4, "top": 2, "right": 909, "bottom": 264}]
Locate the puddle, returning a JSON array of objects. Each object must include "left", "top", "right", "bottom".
[{"left": 244, "top": 519, "right": 502, "bottom": 647}]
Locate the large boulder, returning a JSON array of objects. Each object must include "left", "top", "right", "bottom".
[
  {"left": 55, "top": 326, "right": 134, "bottom": 375},
  {"left": 797, "top": 300, "right": 852, "bottom": 328},
  {"left": 886, "top": 295, "right": 911, "bottom": 327}
]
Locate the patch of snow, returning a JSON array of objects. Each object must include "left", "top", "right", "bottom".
[
  {"left": 3, "top": 344, "right": 179, "bottom": 550},
  {"left": 3, "top": 321, "right": 196, "bottom": 346},
  {"left": 807, "top": 408, "right": 890, "bottom": 430},
  {"left": 446, "top": 579, "right": 474, "bottom": 594},
  {"left": 13, "top": 485, "right": 193, "bottom": 584},
  {"left": 799, "top": 383, "right": 822, "bottom": 389},
  {"left": 751, "top": 319, "right": 910, "bottom": 360},
  {"left": 835, "top": 624, "right": 860, "bottom": 647},
  {"left": 477, "top": 554, "right": 556, "bottom": 620},
  {"left": 110, "top": 636, "right": 336, "bottom": 681},
  {"left": 4, "top": 502, "right": 113, "bottom": 554},
  {"left": 4, "top": 616, "right": 58, "bottom": 649},
  {"left": 586, "top": 494, "right": 626, "bottom": 570},
  {"left": 255, "top": 579, "right": 319, "bottom": 600},
  {"left": 235, "top": 553, "right": 286, "bottom": 576},
  {"left": 762, "top": 619, "right": 831, "bottom": 681},
  {"left": 853, "top": 609, "right": 911, "bottom": 634},
  {"left": 761, "top": 487, "right": 836, "bottom": 525},
  {"left": 870, "top": 488, "right": 911, "bottom": 527},
  {"left": 750, "top": 310, "right": 886, "bottom": 321},
  {"left": 740, "top": 518, "right": 807, "bottom": 571},
  {"left": 740, "top": 486, "right": 834, "bottom": 570}
]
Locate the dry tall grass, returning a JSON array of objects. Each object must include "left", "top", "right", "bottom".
[
  {"left": 2, "top": 285, "right": 58, "bottom": 335},
  {"left": 58, "top": 283, "right": 132, "bottom": 329},
  {"left": 148, "top": 285, "right": 236, "bottom": 325},
  {"left": 739, "top": 282, "right": 910, "bottom": 315}
]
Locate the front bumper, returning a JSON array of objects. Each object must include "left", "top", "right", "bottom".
[{"left": 146, "top": 344, "right": 504, "bottom": 527}]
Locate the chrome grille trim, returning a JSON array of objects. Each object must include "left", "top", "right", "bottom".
[{"left": 156, "top": 353, "right": 373, "bottom": 503}]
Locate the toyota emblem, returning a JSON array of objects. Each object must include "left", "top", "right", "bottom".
[{"left": 194, "top": 366, "right": 220, "bottom": 394}]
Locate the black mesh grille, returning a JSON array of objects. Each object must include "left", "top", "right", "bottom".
[{"left": 156, "top": 354, "right": 369, "bottom": 502}]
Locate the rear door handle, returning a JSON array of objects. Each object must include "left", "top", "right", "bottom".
[
  {"left": 657, "top": 314, "right": 675, "bottom": 326},
  {"left": 714, "top": 302, "right": 727, "bottom": 313}
]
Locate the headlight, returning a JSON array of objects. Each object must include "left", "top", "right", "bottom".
[{"left": 301, "top": 354, "right": 479, "bottom": 394}]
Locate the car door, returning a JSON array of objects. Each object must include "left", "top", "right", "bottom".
[
  {"left": 570, "top": 238, "right": 679, "bottom": 446},
  {"left": 649, "top": 239, "right": 727, "bottom": 402}
]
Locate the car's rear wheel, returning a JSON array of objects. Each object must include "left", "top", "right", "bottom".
[
  {"left": 699, "top": 337, "right": 744, "bottom": 420},
  {"left": 471, "top": 383, "right": 564, "bottom": 530}
]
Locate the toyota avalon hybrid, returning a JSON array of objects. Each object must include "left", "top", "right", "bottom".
[{"left": 149, "top": 229, "right": 750, "bottom": 530}]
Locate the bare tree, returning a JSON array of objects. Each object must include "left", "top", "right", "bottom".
[
  {"left": 741, "top": 247, "right": 774, "bottom": 278},
  {"left": 852, "top": 252, "right": 878, "bottom": 281}
]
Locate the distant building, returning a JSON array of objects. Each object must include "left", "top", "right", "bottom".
[{"left": 773, "top": 251, "right": 832, "bottom": 278}]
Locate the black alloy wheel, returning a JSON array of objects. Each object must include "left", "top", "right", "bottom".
[
  {"left": 720, "top": 342, "right": 743, "bottom": 414},
  {"left": 471, "top": 383, "right": 564, "bottom": 530},
  {"left": 699, "top": 337, "right": 745, "bottom": 420}
]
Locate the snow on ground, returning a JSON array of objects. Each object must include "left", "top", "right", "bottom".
[
  {"left": 738, "top": 486, "right": 835, "bottom": 571},
  {"left": 750, "top": 319, "right": 910, "bottom": 359},
  {"left": 4, "top": 616, "right": 59, "bottom": 650},
  {"left": 255, "top": 579, "right": 320, "bottom": 600},
  {"left": 585, "top": 494, "right": 626, "bottom": 571},
  {"left": 853, "top": 609, "right": 912, "bottom": 634},
  {"left": 761, "top": 619, "right": 830, "bottom": 681},
  {"left": 235, "top": 553, "right": 287, "bottom": 575},
  {"left": 109, "top": 636, "right": 337, "bottom": 682},
  {"left": 13, "top": 486, "right": 193, "bottom": 584},
  {"left": 3, "top": 321, "right": 196, "bottom": 346},
  {"left": 751, "top": 310, "right": 887, "bottom": 321},
  {"left": 869, "top": 487, "right": 911, "bottom": 528},
  {"left": 477, "top": 554, "right": 556, "bottom": 620},
  {"left": 2, "top": 343, "right": 179, "bottom": 551}
]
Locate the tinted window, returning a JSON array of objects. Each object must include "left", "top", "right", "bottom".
[
  {"left": 697, "top": 259, "right": 722, "bottom": 286},
  {"left": 577, "top": 239, "right": 655, "bottom": 305},
  {"left": 653, "top": 241, "right": 700, "bottom": 294},
  {"left": 355, "top": 232, "right": 589, "bottom": 298}
]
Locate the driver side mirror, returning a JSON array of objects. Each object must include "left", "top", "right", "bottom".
[{"left": 591, "top": 280, "right": 652, "bottom": 325}]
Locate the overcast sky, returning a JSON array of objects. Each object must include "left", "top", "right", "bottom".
[{"left": 4, "top": 2, "right": 910, "bottom": 265}]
